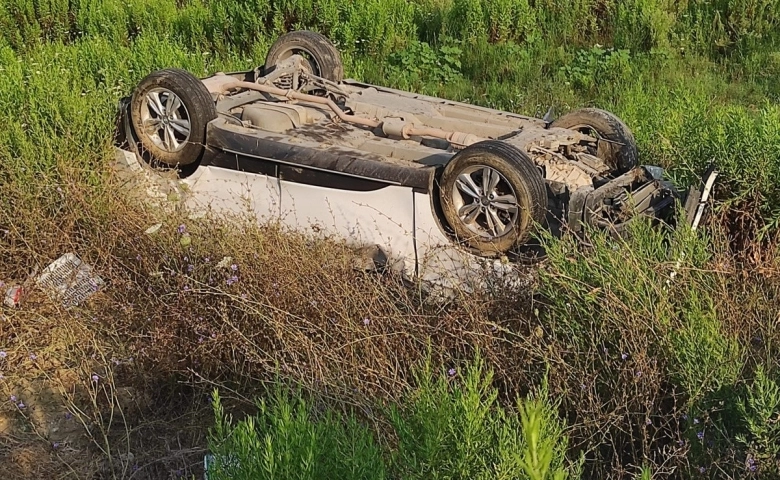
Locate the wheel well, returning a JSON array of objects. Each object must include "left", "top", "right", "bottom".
[{"left": 428, "top": 169, "right": 456, "bottom": 238}]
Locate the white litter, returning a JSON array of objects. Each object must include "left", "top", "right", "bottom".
[
  {"left": 215, "top": 256, "right": 233, "bottom": 269},
  {"left": 203, "top": 453, "right": 240, "bottom": 480},
  {"left": 144, "top": 223, "right": 162, "bottom": 235},
  {"left": 36, "top": 253, "right": 104, "bottom": 307},
  {"left": 3, "top": 285, "right": 23, "bottom": 307}
]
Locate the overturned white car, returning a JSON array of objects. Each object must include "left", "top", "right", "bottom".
[{"left": 114, "top": 30, "right": 712, "bottom": 282}]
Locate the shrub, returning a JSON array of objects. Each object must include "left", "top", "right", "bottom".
[{"left": 206, "top": 357, "right": 582, "bottom": 480}]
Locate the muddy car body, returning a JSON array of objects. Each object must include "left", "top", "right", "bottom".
[{"left": 115, "top": 30, "right": 708, "bottom": 281}]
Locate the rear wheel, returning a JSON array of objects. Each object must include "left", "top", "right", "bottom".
[
  {"left": 439, "top": 140, "right": 548, "bottom": 256},
  {"left": 264, "top": 30, "right": 344, "bottom": 83},
  {"left": 130, "top": 68, "right": 216, "bottom": 168},
  {"left": 550, "top": 107, "right": 638, "bottom": 175}
]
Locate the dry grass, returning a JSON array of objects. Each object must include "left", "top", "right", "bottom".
[
  {"left": 3, "top": 155, "right": 779, "bottom": 478},
  {"left": 0, "top": 163, "right": 546, "bottom": 478}
]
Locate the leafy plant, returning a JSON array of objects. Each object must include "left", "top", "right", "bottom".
[
  {"left": 736, "top": 365, "right": 780, "bottom": 474},
  {"left": 207, "top": 357, "right": 581, "bottom": 480},
  {"left": 386, "top": 37, "right": 463, "bottom": 88},
  {"left": 561, "top": 45, "right": 633, "bottom": 92}
]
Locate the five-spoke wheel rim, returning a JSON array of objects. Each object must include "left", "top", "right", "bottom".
[
  {"left": 139, "top": 88, "right": 191, "bottom": 153},
  {"left": 450, "top": 165, "right": 520, "bottom": 239}
]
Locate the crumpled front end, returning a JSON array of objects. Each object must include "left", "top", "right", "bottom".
[{"left": 562, "top": 164, "right": 718, "bottom": 236}]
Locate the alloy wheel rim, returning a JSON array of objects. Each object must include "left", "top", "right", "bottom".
[
  {"left": 140, "top": 88, "right": 191, "bottom": 153},
  {"left": 450, "top": 165, "right": 520, "bottom": 239}
]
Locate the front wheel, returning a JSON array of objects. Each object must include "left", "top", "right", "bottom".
[
  {"left": 439, "top": 140, "right": 548, "bottom": 256},
  {"left": 130, "top": 68, "right": 217, "bottom": 168},
  {"left": 550, "top": 107, "right": 638, "bottom": 175},
  {"left": 264, "top": 30, "right": 344, "bottom": 83}
]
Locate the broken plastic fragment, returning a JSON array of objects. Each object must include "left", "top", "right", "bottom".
[
  {"left": 3, "top": 285, "right": 23, "bottom": 308},
  {"left": 216, "top": 256, "right": 233, "bottom": 269},
  {"left": 144, "top": 223, "right": 162, "bottom": 235}
]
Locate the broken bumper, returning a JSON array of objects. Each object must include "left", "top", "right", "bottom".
[{"left": 566, "top": 165, "right": 718, "bottom": 235}]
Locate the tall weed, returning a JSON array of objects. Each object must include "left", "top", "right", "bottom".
[{"left": 207, "top": 357, "right": 581, "bottom": 480}]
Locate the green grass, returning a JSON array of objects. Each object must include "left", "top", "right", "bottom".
[{"left": 1, "top": 0, "right": 780, "bottom": 479}]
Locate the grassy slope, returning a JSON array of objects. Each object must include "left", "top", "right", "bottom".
[{"left": 0, "top": 0, "right": 780, "bottom": 478}]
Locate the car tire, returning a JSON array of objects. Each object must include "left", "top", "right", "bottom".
[
  {"left": 550, "top": 107, "right": 638, "bottom": 174},
  {"left": 439, "top": 140, "right": 548, "bottom": 256},
  {"left": 130, "top": 68, "right": 217, "bottom": 168},
  {"left": 264, "top": 30, "right": 344, "bottom": 83}
]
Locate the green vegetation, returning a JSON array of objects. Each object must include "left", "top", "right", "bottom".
[
  {"left": 0, "top": 0, "right": 779, "bottom": 479},
  {"left": 206, "top": 358, "right": 579, "bottom": 480}
]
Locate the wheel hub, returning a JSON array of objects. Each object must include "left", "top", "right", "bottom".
[
  {"left": 451, "top": 165, "right": 521, "bottom": 239},
  {"left": 139, "top": 87, "right": 192, "bottom": 153}
]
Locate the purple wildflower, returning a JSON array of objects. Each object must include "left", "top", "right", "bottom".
[
  {"left": 10, "top": 395, "right": 16, "bottom": 402},
  {"left": 177, "top": 224, "right": 186, "bottom": 234},
  {"left": 448, "top": 368, "right": 456, "bottom": 376},
  {"left": 681, "top": 414, "right": 688, "bottom": 421},
  {"left": 621, "top": 353, "right": 628, "bottom": 360},
  {"left": 697, "top": 431, "right": 704, "bottom": 440},
  {"left": 136, "top": 254, "right": 142, "bottom": 261},
  {"left": 187, "top": 264, "right": 194, "bottom": 272},
  {"left": 0, "top": 351, "right": 6, "bottom": 359},
  {"left": 204, "top": 257, "right": 210, "bottom": 263},
  {"left": 646, "top": 418, "right": 652, "bottom": 425},
  {"left": 65, "top": 412, "right": 72, "bottom": 420},
  {"left": 17, "top": 402, "right": 25, "bottom": 409},
  {"left": 226, "top": 275, "right": 238, "bottom": 286},
  {"left": 231, "top": 264, "right": 238, "bottom": 271},
  {"left": 636, "top": 371, "right": 642, "bottom": 377},
  {"left": 52, "top": 442, "right": 60, "bottom": 449},
  {"left": 91, "top": 374, "right": 99, "bottom": 383},
  {"left": 699, "top": 466, "right": 706, "bottom": 474},
  {"left": 363, "top": 318, "right": 370, "bottom": 326},
  {"left": 183, "top": 285, "right": 190, "bottom": 292},
  {"left": 29, "top": 353, "right": 37, "bottom": 360}
]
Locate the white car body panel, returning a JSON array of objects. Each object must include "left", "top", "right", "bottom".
[{"left": 115, "top": 148, "right": 515, "bottom": 291}]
